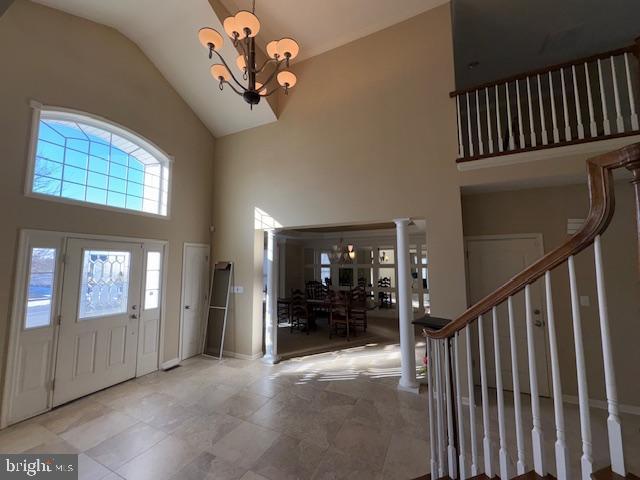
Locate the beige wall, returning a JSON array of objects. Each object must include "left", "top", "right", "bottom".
[
  {"left": 0, "top": 0, "right": 216, "bottom": 390},
  {"left": 211, "top": 4, "right": 469, "bottom": 357},
  {"left": 462, "top": 181, "right": 640, "bottom": 406}
]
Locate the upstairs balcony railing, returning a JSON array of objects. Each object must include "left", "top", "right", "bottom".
[{"left": 452, "top": 39, "right": 640, "bottom": 164}]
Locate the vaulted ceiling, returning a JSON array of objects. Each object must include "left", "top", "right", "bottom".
[{"left": 30, "top": 0, "right": 448, "bottom": 137}]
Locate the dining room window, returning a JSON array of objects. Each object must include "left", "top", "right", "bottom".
[{"left": 28, "top": 108, "right": 171, "bottom": 217}]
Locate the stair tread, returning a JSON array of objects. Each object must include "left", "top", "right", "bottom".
[{"left": 592, "top": 466, "right": 640, "bottom": 480}]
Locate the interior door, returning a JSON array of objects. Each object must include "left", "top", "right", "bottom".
[
  {"left": 181, "top": 244, "right": 209, "bottom": 360},
  {"left": 466, "top": 236, "right": 550, "bottom": 397},
  {"left": 53, "top": 239, "right": 142, "bottom": 406}
]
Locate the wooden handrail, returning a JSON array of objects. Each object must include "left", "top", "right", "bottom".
[
  {"left": 425, "top": 142, "right": 640, "bottom": 339},
  {"left": 449, "top": 44, "right": 635, "bottom": 98}
]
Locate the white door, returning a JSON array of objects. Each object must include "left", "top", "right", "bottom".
[
  {"left": 53, "top": 239, "right": 142, "bottom": 406},
  {"left": 466, "top": 236, "right": 550, "bottom": 397},
  {"left": 181, "top": 244, "right": 209, "bottom": 360}
]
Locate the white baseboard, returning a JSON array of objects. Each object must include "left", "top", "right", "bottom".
[
  {"left": 222, "top": 350, "right": 263, "bottom": 361},
  {"left": 160, "top": 358, "right": 180, "bottom": 370},
  {"left": 562, "top": 395, "right": 640, "bottom": 416}
]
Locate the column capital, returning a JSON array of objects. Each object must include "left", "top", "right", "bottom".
[{"left": 393, "top": 218, "right": 412, "bottom": 226}]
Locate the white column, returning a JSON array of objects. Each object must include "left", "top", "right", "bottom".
[
  {"left": 262, "top": 230, "right": 280, "bottom": 364},
  {"left": 395, "top": 218, "right": 418, "bottom": 392}
]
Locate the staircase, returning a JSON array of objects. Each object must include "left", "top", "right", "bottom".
[{"left": 417, "top": 143, "right": 640, "bottom": 480}]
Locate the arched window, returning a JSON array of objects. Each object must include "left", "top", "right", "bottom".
[{"left": 27, "top": 105, "right": 171, "bottom": 217}]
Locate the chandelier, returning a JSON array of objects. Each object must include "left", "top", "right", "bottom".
[
  {"left": 329, "top": 239, "right": 356, "bottom": 264},
  {"left": 197, "top": 0, "right": 299, "bottom": 109}
]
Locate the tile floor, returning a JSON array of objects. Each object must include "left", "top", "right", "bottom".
[
  {"left": 0, "top": 341, "right": 430, "bottom": 480},
  {"left": 1, "top": 339, "right": 639, "bottom": 480}
]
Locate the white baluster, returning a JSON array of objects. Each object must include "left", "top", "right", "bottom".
[
  {"left": 495, "top": 85, "right": 504, "bottom": 152},
  {"left": 492, "top": 307, "right": 511, "bottom": 480},
  {"left": 507, "top": 297, "right": 526, "bottom": 475},
  {"left": 466, "top": 93, "right": 475, "bottom": 157},
  {"left": 527, "top": 77, "right": 537, "bottom": 147},
  {"left": 454, "top": 333, "right": 467, "bottom": 479},
  {"left": 585, "top": 63, "right": 598, "bottom": 137},
  {"left": 516, "top": 79, "right": 526, "bottom": 148},
  {"left": 611, "top": 56, "right": 625, "bottom": 133},
  {"left": 560, "top": 68, "right": 572, "bottom": 141},
  {"left": 465, "top": 326, "right": 479, "bottom": 477},
  {"left": 456, "top": 95, "right": 465, "bottom": 158},
  {"left": 624, "top": 53, "right": 639, "bottom": 130},
  {"left": 549, "top": 72, "right": 561, "bottom": 143},
  {"left": 485, "top": 88, "right": 494, "bottom": 154},
  {"left": 598, "top": 59, "right": 612, "bottom": 135},
  {"left": 435, "top": 339, "right": 446, "bottom": 477},
  {"left": 594, "top": 236, "right": 627, "bottom": 475},
  {"left": 427, "top": 339, "right": 438, "bottom": 478},
  {"left": 572, "top": 65, "right": 585, "bottom": 139},
  {"left": 537, "top": 74, "right": 549, "bottom": 145},
  {"left": 477, "top": 314, "right": 493, "bottom": 478},
  {"left": 525, "top": 285, "right": 546, "bottom": 476},
  {"left": 476, "top": 90, "right": 484, "bottom": 156},
  {"left": 445, "top": 339, "right": 457, "bottom": 479},
  {"left": 506, "top": 83, "right": 515, "bottom": 150},
  {"left": 545, "top": 272, "right": 571, "bottom": 480},
  {"left": 568, "top": 256, "right": 594, "bottom": 480}
]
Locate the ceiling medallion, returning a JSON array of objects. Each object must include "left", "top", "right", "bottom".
[{"left": 198, "top": 0, "right": 299, "bottom": 109}]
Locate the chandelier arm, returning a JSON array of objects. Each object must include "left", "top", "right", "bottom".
[
  {"left": 256, "top": 57, "right": 280, "bottom": 74},
  {"left": 262, "top": 85, "right": 284, "bottom": 97},
  {"left": 236, "top": 36, "right": 249, "bottom": 64},
  {"left": 222, "top": 80, "right": 245, "bottom": 97},
  {"left": 258, "top": 61, "right": 284, "bottom": 92},
  {"left": 212, "top": 49, "right": 247, "bottom": 91}
]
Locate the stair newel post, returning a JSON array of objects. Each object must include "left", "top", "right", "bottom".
[{"left": 628, "top": 160, "right": 640, "bottom": 274}]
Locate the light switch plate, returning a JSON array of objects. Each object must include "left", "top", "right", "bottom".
[{"left": 232, "top": 286, "right": 244, "bottom": 294}]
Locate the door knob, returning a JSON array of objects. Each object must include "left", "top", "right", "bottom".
[
  {"left": 130, "top": 313, "right": 138, "bottom": 319},
  {"left": 185, "top": 305, "right": 191, "bottom": 310},
  {"left": 533, "top": 309, "right": 541, "bottom": 315},
  {"left": 534, "top": 319, "right": 543, "bottom": 327}
]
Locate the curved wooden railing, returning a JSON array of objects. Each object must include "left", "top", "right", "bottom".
[
  {"left": 426, "top": 141, "right": 640, "bottom": 339},
  {"left": 422, "top": 142, "right": 640, "bottom": 480}
]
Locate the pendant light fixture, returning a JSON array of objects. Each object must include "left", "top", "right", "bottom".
[{"left": 198, "top": 0, "right": 300, "bottom": 109}]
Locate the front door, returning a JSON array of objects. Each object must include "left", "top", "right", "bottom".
[
  {"left": 181, "top": 244, "right": 209, "bottom": 360},
  {"left": 53, "top": 239, "right": 142, "bottom": 406},
  {"left": 466, "top": 236, "right": 550, "bottom": 397}
]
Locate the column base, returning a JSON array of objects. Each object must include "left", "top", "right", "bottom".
[
  {"left": 261, "top": 354, "right": 281, "bottom": 365},
  {"left": 397, "top": 380, "right": 420, "bottom": 394}
]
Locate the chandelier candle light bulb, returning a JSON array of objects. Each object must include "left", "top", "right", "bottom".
[{"left": 198, "top": 0, "right": 299, "bottom": 109}]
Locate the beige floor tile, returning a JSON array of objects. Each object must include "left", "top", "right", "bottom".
[
  {"left": 26, "top": 437, "right": 80, "bottom": 454},
  {"left": 116, "top": 435, "right": 199, "bottom": 480},
  {"left": 78, "top": 453, "right": 112, "bottom": 480},
  {"left": 311, "top": 447, "right": 383, "bottom": 480},
  {"left": 332, "top": 419, "right": 392, "bottom": 470},
  {"left": 210, "top": 421, "right": 280, "bottom": 469},
  {"left": 381, "top": 432, "right": 430, "bottom": 480},
  {"left": 210, "top": 392, "right": 271, "bottom": 420},
  {"left": 239, "top": 472, "right": 270, "bottom": 480},
  {"left": 85, "top": 422, "right": 167, "bottom": 470},
  {"left": 60, "top": 411, "right": 138, "bottom": 451},
  {"left": 252, "top": 435, "right": 327, "bottom": 480},
  {"left": 172, "top": 412, "right": 242, "bottom": 452},
  {"left": 0, "top": 423, "right": 59, "bottom": 453},
  {"left": 168, "top": 451, "right": 247, "bottom": 480},
  {"left": 35, "top": 398, "right": 112, "bottom": 435}
]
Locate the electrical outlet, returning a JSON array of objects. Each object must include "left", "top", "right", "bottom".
[{"left": 579, "top": 295, "right": 590, "bottom": 307}]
